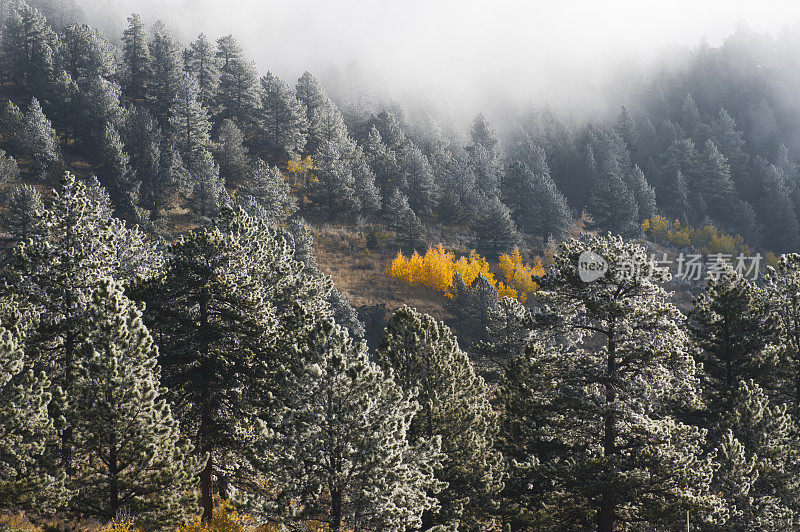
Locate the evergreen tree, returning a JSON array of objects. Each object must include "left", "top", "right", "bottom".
[
  {"left": 186, "top": 148, "right": 227, "bottom": 219},
  {"left": 69, "top": 279, "right": 200, "bottom": 525},
  {"left": 402, "top": 143, "right": 437, "bottom": 216},
  {"left": 587, "top": 172, "right": 639, "bottom": 236},
  {"left": 295, "top": 70, "right": 329, "bottom": 131},
  {"left": 0, "top": 100, "right": 25, "bottom": 153},
  {"left": 362, "top": 125, "right": 403, "bottom": 193},
  {"left": 57, "top": 22, "right": 115, "bottom": 82},
  {"left": 689, "top": 264, "right": 779, "bottom": 419},
  {"left": 614, "top": 105, "right": 637, "bottom": 157},
  {"left": 472, "top": 195, "right": 523, "bottom": 258},
  {"left": 169, "top": 73, "right": 212, "bottom": 161},
  {"left": 514, "top": 163, "right": 572, "bottom": 243},
  {"left": 7, "top": 173, "right": 162, "bottom": 479},
  {"left": 245, "top": 319, "right": 443, "bottom": 531},
  {"left": 522, "top": 234, "right": 724, "bottom": 530},
  {"left": 213, "top": 118, "right": 249, "bottom": 187},
  {"left": 75, "top": 75, "right": 124, "bottom": 154},
  {"left": 3, "top": 183, "right": 44, "bottom": 240},
  {"left": 311, "top": 138, "right": 359, "bottom": 220},
  {"left": 699, "top": 139, "right": 739, "bottom": 227},
  {"left": 351, "top": 148, "right": 381, "bottom": 216},
  {"left": 326, "top": 286, "right": 365, "bottom": 340},
  {"left": 236, "top": 159, "right": 296, "bottom": 223},
  {"left": 625, "top": 165, "right": 657, "bottom": 220},
  {"left": 216, "top": 34, "right": 259, "bottom": 127},
  {"left": 186, "top": 33, "right": 219, "bottom": 109},
  {"left": 259, "top": 71, "right": 307, "bottom": 163},
  {"left": 0, "top": 148, "right": 20, "bottom": 185},
  {"left": 132, "top": 221, "right": 277, "bottom": 522},
  {"left": 1, "top": 1, "right": 56, "bottom": 94},
  {"left": 148, "top": 21, "right": 183, "bottom": 126},
  {"left": 98, "top": 122, "right": 139, "bottom": 221},
  {"left": 385, "top": 189, "right": 425, "bottom": 252},
  {"left": 0, "top": 300, "right": 61, "bottom": 512},
  {"left": 444, "top": 272, "right": 499, "bottom": 344},
  {"left": 377, "top": 307, "right": 504, "bottom": 528},
  {"left": 765, "top": 254, "right": 800, "bottom": 410},
  {"left": 712, "top": 380, "right": 800, "bottom": 529},
  {"left": 121, "top": 13, "right": 151, "bottom": 101},
  {"left": 755, "top": 159, "right": 800, "bottom": 253},
  {"left": 23, "top": 98, "right": 60, "bottom": 180},
  {"left": 123, "top": 105, "right": 162, "bottom": 215}
]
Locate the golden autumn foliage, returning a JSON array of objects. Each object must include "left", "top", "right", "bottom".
[
  {"left": 179, "top": 503, "right": 251, "bottom": 532},
  {"left": 642, "top": 216, "right": 749, "bottom": 256},
  {"left": 101, "top": 519, "right": 139, "bottom": 532},
  {"left": 497, "top": 248, "right": 545, "bottom": 302},
  {"left": 386, "top": 245, "right": 543, "bottom": 302}
]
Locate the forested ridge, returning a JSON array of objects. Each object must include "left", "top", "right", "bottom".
[{"left": 4, "top": 1, "right": 800, "bottom": 531}]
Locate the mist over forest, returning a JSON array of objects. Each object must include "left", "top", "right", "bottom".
[{"left": 6, "top": 1, "right": 800, "bottom": 531}]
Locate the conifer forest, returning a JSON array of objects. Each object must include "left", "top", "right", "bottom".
[{"left": 7, "top": 0, "right": 800, "bottom": 530}]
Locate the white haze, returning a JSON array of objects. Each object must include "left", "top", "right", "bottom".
[{"left": 80, "top": 0, "right": 800, "bottom": 121}]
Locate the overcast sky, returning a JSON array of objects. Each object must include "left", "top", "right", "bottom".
[{"left": 81, "top": 0, "right": 800, "bottom": 116}]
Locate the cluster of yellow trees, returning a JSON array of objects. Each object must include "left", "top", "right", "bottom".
[
  {"left": 386, "top": 245, "right": 544, "bottom": 302},
  {"left": 641, "top": 216, "right": 750, "bottom": 256}
]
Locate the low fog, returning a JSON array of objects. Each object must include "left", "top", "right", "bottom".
[{"left": 77, "top": 0, "right": 800, "bottom": 122}]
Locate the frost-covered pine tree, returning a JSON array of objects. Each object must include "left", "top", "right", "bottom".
[
  {"left": 236, "top": 159, "right": 296, "bottom": 223},
  {"left": 2, "top": 0, "right": 57, "bottom": 94},
  {"left": 169, "top": 73, "right": 212, "bottom": 160},
  {"left": 3, "top": 183, "right": 44, "bottom": 240},
  {"left": 521, "top": 234, "right": 724, "bottom": 530},
  {"left": 57, "top": 22, "right": 116, "bottom": 82},
  {"left": 216, "top": 34, "right": 260, "bottom": 127},
  {"left": 625, "top": 165, "right": 657, "bottom": 221},
  {"left": 69, "top": 279, "right": 200, "bottom": 526},
  {"left": 377, "top": 306, "right": 504, "bottom": 528},
  {"left": 244, "top": 318, "right": 443, "bottom": 532},
  {"left": 121, "top": 13, "right": 151, "bottom": 101},
  {"left": 295, "top": 71, "right": 329, "bottom": 133},
  {"left": 23, "top": 97, "right": 60, "bottom": 180},
  {"left": 402, "top": 143, "right": 437, "bottom": 216},
  {"left": 147, "top": 21, "right": 183, "bottom": 126},
  {"left": 712, "top": 379, "right": 800, "bottom": 529},
  {"left": 689, "top": 264, "right": 779, "bottom": 418},
  {"left": 213, "top": 118, "right": 249, "bottom": 187},
  {"left": 385, "top": 188, "right": 425, "bottom": 252},
  {"left": 311, "top": 138, "right": 359, "bottom": 220},
  {"left": 471, "top": 195, "right": 523, "bottom": 258},
  {"left": 7, "top": 173, "right": 162, "bottom": 475},
  {"left": 123, "top": 106, "right": 162, "bottom": 215},
  {"left": 0, "top": 100, "right": 25, "bottom": 153},
  {"left": 74, "top": 74, "right": 125, "bottom": 155},
  {"left": 131, "top": 221, "right": 278, "bottom": 522},
  {"left": 186, "top": 33, "right": 219, "bottom": 109},
  {"left": 98, "top": 122, "right": 140, "bottom": 221},
  {"left": 186, "top": 148, "right": 227, "bottom": 220},
  {"left": 765, "top": 253, "right": 800, "bottom": 410},
  {"left": 362, "top": 124, "right": 404, "bottom": 194},
  {"left": 588, "top": 171, "right": 640, "bottom": 236},
  {"left": 0, "top": 299, "right": 62, "bottom": 512},
  {"left": 512, "top": 162, "right": 572, "bottom": 243},
  {"left": 351, "top": 148, "right": 381, "bottom": 216},
  {"left": 259, "top": 71, "right": 307, "bottom": 163}
]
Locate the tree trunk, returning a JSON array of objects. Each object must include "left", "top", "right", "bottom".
[
  {"left": 330, "top": 487, "right": 342, "bottom": 532},
  {"left": 598, "top": 323, "right": 616, "bottom": 532},
  {"left": 200, "top": 443, "right": 213, "bottom": 522}
]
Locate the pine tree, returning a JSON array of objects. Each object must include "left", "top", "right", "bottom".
[
  {"left": 121, "top": 13, "right": 151, "bottom": 101},
  {"left": 57, "top": 22, "right": 115, "bottom": 82},
  {"left": 186, "top": 33, "right": 219, "bottom": 109},
  {"left": 244, "top": 318, "right": 443, "bottom": 532},
  {"left": 75, "top": 75, "right": 125, "bottom": 155},
  {"left": 169, "top": 73, "right": 212, "bottom": 160},
  {"left": 259, "top": 71, "right": 307, "bottom": 164},
  {"left": 311, "top": 138, "right": 359, "bottom": 220},
  {"left": 131, "top": 220, "right": 278, "bottom": 522},
  {"left": 0, "top": 299, "right": 62, "bottom": 512},
  {"left": 213, "top": 118, "right": 249, "bottom": 187},
  {"left": 69, "top": 279, "right": 200, "bottom": 525},
  {"left": 3, "top": 183, "right": 44, "bottom": 240},
  {"left": 587, "top": 172, "right": 639, "bottom": 236},
  {"left": 699, "top": 139, "right": 739, "bottom": 227},
  {"left": 295, "top": 71, "right": 329, "bottom": 131},
  {"left": 712, "top": 380, "right": 800, "bottom": 529},
  {"left": 123, "top": 106, "right": 162, "bottom": 215},
  {"left": 402, "top": 143, "right": 437, "bottom": 216},
  {"left": 625, "top": 165, "right": 657, "bottom": 220},
  {"left": 765, "top": 254, "right": 800, "bottom": 411},
  {"left": 385, "top": 189, "right": 425, "bottom": 252},
  {"left": 216, "top": 34, "right": 259, "bottom": 127},
  {"left": 444, "top": 272, "right": 499, "bottom": 344},
  {"left": 0, "top": 148, "right": 20, "bottom": 185},
  {"left": 236, "top": 159, "right": 296, "bottom": 223},
  {"left": 186, "top": 148, "right": 227, "bottom": 219},
  {"left": 148, "top": 21, "right": 183, "bottom": 126},
  {"left": 514, "top": 163, "right": 572, "bottom": 243},
  {"left": 7, "top": 173, "right": 162, "bottom": 480},
  {"left": 153, "top": 140, "right": 188, "bottom": 219},
  {"left": 327, "top": 286, "right": 365, "bottom": 340},
  {"left": 1, "top": 1, "right": 57, "bottom": 94},
  {"left": 755, "top": 159, "right": 800, "bottom": 253},
  {"left": 377, "top": 307, "right": 504, "bottom": 527},
  {"left": 0, "top": 100, "right": 25, "bottom": 153},
  {"left": 472, "top": 195, "right": 523, "bottom": 258},
  {"left": 98, "top": 122, "right": 139, "bottom": 221},
  {"left": 523, "top": 234, "right": 724, "bottom": 530},
  {"left": 351, "top": 148, "right": 381, "bottom": 216},
  {"left": 614, "top": 105, "right": 637, "bottom": 157},
  {"left": 689, "top": 264, "right": 779, "bottom": 419},
  {"left": 23, "top": 98, "right": 60, "bottom": 181}
]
